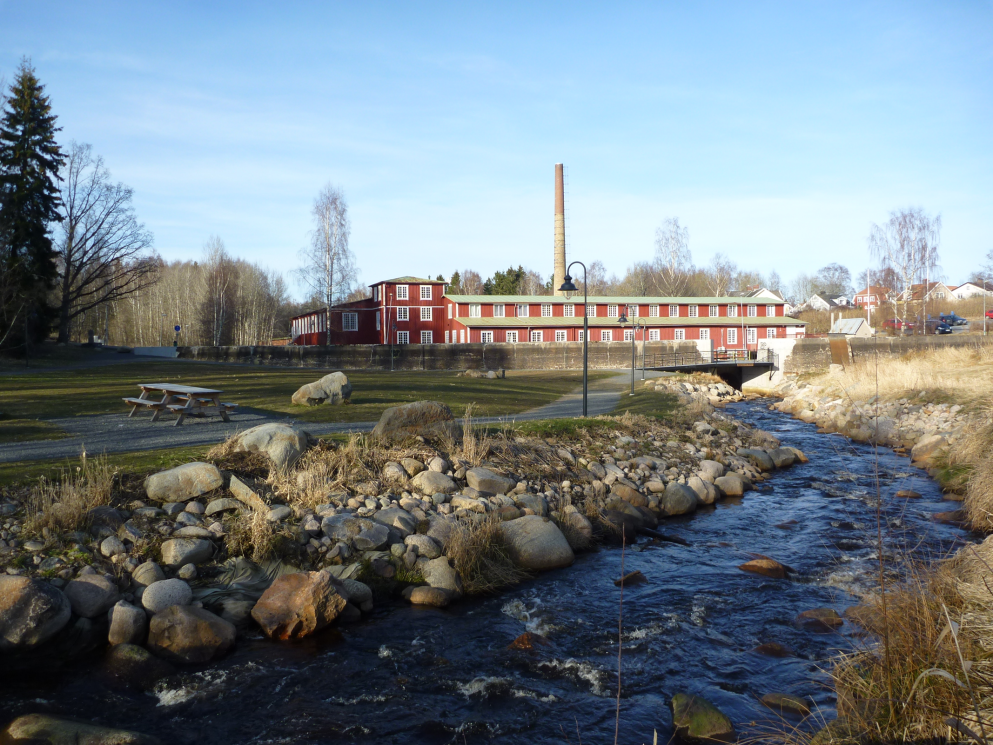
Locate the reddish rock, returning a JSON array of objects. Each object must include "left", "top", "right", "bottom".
[
  {"left": 753, "top": 642, "right": 794, "bottom": 658},
  {"left": 251, "top": 571, "right": 347, "bottom": 640},
  {"left": 895, "top": 489, "right": 921, "bottom": 498},
  {"left": 147, "top": 605, "right": 236, "bottom": 664},
  {"left": 795, "top": 608, "right": 843, "bottom": 633},
  {"left": 508, "top": 631, "right": 549, "bottom": 651},
  {"left": 614, "top": 570, "right": 647, "bottom": 587},
  {"left": 932, "top": 510, "right": 966, "bottom": 525},
  {"left": 739, "top": 558, "right": 791, "bottom": 579}
]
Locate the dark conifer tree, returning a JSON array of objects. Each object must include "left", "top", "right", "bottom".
[{"left": 0, "top": 59, "right": 64, "bottom": 348}]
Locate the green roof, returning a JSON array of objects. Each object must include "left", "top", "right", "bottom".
[
  {"left": 456, "top": 316, "right": 807, "bottom": 327},
  {"left": 374, "top": 276, "right": 446, "bottom": 285},
  {"left": 445, "top": 294, "right": 778, "bottom": 304}
]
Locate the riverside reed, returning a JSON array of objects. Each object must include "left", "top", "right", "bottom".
[{"left": 762, "top": 344, "right": 993, "bottom": 745}]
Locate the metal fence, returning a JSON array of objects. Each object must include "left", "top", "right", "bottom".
[{"left": 644, "top": 348, "right": 779, "bottom": 369}]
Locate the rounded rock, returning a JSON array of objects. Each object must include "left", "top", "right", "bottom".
[{"left": 141, "top": 578, "right": 193, "bottom": 614}]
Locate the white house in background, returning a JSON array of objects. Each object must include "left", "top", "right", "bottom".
[
  {"left": 730, "top": 287, "right": 786, "bottom": 302},
  {"left": 805, "top": 294, "right": 842, "bottom": 312},
  {"left": 951, "top": 281, "right": 993, "bottom": 300},
  {"left": 829, "top": 295, "right": 850, "bottom": 307},
  {"left": 829, "top": 317, "right": 873, "bottom": 338}
]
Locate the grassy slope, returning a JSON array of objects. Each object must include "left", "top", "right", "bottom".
[{"left": 0, "top": 362, "right": 610, "bottom": 441}]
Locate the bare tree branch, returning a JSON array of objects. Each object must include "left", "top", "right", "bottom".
[{"left": 652, "top": 218, "right": 693, "bottom": 296}]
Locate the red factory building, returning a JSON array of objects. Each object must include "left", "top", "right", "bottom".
[{"left": 290, "top": 276, "right": 806, "bottom": 351}]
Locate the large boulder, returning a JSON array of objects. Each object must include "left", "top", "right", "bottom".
[
  {"left": 145, "top": 462, "right": 223, "bottom": 502},
  {"left": 714, "top": 473, "right": 748, "bottom": 497},
  {"left": 686, "top": 476, "right": 719, "bottom": 506},
  {"left": 911, "top": 434, "right": 948, "bottom": 467},
  {"left": 63, "top": 574, "right": 121, "bottom": 619},
  {"left": 147, "top": 605, "right": 236, "bottom": 664},
  {"left": 105, "top": 643, "right": 176, "bottom": 691},
  {"left": 737, "top": 448, "right": 775, "bottom": 472},
  {"left": 466, "top": 467, "right": 516, "bottom": 495},
  {"left": 160, "top": 538, "right": 213, "bottom": 567},
  {"left": 371, "top": 400, "right": 460, "bottom": 441},
  {"left": 768, "top": 448, "right": 796, "bottom": 469},
  {"left": 290, "top": 372, "right": 353, "bottom": 407},
  {"left": 660, "top": 483, "right": 700, "bottom": 516},
  {"left": 410, "top": 470, "right": 457, "bottom": 495},
  {"left": 0, "top": 714, "right": 162, "bottom": 745},
  {"left": 141, "top": 578, "right": 193, "bottom": 614},
  {"left": 227, "top": 422, "right": 313, "bottom": 470},
  {"left": 416, "top": 556, "right": 464, "bottom": 598},
  {"left": 698, "top": 460, "right": 725, "bottom": 483},
  {"left": 611, "top": 483, "right": 648, "bottom": 508},
  {"left": 0, "top": 576, "right": 71, "bottom": 650},
  {"left": 671, "top": 693, "right": 736, "bottom": 743},
  {"left": 321, "top": 514, "right": 374, "bottom": 543},
  {"left": 498, "top": 515, "right": 575, "bottom": 572},
  {"left": 251, "top": 571, "right": 347, "bottom": 639},
  {"left": 108, "top": 600, "right": 148, "bottom": 645}
]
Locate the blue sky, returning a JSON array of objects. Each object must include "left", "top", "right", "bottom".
[{"left": 2, "top": 1, "right": 990, "bottom": 297}]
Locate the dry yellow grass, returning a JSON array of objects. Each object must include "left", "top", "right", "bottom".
[
  {"left": 445, "top": 516, "right": 531, "bottom": 595},
  {"left": 806, "top": 343, "right": 993, "bottom": 406},
  {"left": 26, "top": 454, "right": 115, "bottom": 535}
]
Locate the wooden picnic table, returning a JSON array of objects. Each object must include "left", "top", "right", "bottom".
[{"left": 123, "top": 383, "right": 237, "bottom": 426}]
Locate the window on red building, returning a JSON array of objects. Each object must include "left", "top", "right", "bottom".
[{"left": 396, "top": 285, "right": 408, "bottom": 300}]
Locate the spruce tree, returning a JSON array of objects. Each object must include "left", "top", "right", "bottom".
[{"left": 0, "top": 59, "right": 64, "bottom": 348}]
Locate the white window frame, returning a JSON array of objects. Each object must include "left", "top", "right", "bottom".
[
  {"left": 516, "top": 304, "right": 529, "bottom": 317},
  {"left": 342, "top": 312, "right": 357, "bottom": 332},
  {"left": 375, "top": 312, "right": 381, "bottom": 331},
  {"left": 396, "top": 306, "right": 409, "bottom": 321},
  {"left": 766, "top": 327, "right": 777, "bottom": 338},
  {"left": 727, "top": 328, "right": 738, "bottom": 345},
  {"left": 577, "top": 330, "right": 585, "bottom": 342},
  {"left": 747, "top": 304, "right": 757, "bottom": 317},
  {"left": 674, "top": 329, "right": 685, "bottom": 341},
  {"left": 420, "top": 285, "right": 432, "bottom": 300},
  {"left": 506, "top": 330, "right": 518, "bottom": 344},
  {"left": 447, "top": 304, "right": 452, "bottom": 319},
  {"left": 421, "top": 330, "right": 433, "bottom": 344},
  {"left": 600, "top": 329, "right": 612, "bottom": 341},
  {"left": 555, "top": 330, "right": 567, "bottom": 342},
  {"left": 395, "top": 285, "right": 408, "bottom": 300},
  {"left": 469, "top": 304, "right": 481, "bottom": 318},
  {"left": 373, "top": 287, "right": 379, "bottom": 302},
  {"left": 628, "top": 304, "right": 638, "bottom": 318},
  {"left": 649, "top": 304, "right": 659, "bottom": 317},
  {"left": 481, "top": 330, "right": 493, "bottom": 344},
  {"left": 623, "top": 329, "right": 634, "bottom": 341},
  {"left": 586, "top": 305, "right": 596, "bottom": 317},
  {"left": 459, "top": 329, "right": 465, "bottom": 343},
  {"left": 699, "top": 328, "right": 710, "bottom": 340},
  {"left": 709, "top": 305, "right": 719, "bottom": 317},
  {"left": 688, "top": 305, "right": 698, "bottom": 318},
  {"left": 766, "top": 305, "right": 776, "bottom": 317},
  {"left": 727, "top": 304, "right": 738, "bottom": 318},
  {"left": 747, "top": 328, "right": 757, "bottom": 344},
  {"left": 530, "top": 330, "right": 543, "bottom": 343},
  {"left": 420, "top": 306, "right": 432, "bottom": 321},
  {"left": 668, "top": 304, "right": 679, "bottom": 317},
  {"left": 648, "top": 329, "right": 660, "bottom": 341},
  {"left": 493, "top": 304, "right": 505, "bottom": 318},
  {"left": 541, "top": 303, "right": 552, "bottom": 317},
  {"left": 607, "top": 304, "right": 619, "bottom": 317},
  {"left": 445, "top": 330, "right": 450, "bottom": 343},
  {"left": 564, "top": 304, "right": 574, "bottom": 317},
  {"left": 397, "top": 330, "right": 409, "bottom": 344}
]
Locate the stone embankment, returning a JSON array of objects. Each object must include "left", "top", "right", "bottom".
[
  {"left": 768, "top": 378, "right": 971, "bottom": 468},
  {"left": 0, "top": 388, "right": 806, "bottom": 742}
]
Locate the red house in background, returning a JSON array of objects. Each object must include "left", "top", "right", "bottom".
[{"left": 291, "top": 275, "right": 807, "bottom": 351}]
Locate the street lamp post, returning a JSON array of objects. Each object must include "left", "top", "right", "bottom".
[
  {"left": 558, "top": 263, "right": 588, "bottom": 417},
  {"left": 635, "top": 318, "right": 647, "bottom": 380},
  {"left": 617, "top": 312, "right": 643, "bottom": 396}
]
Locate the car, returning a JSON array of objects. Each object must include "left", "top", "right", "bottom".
[
  {"left": 939, "top": 312, "right": 969, "bottom": 326},
  {"left": 923, "top": 319, "right": 953, "bottom": 335},
  {"left": 987, "top": 309, "right": 993, "bottom": 320},
  {"left": 882, "top": 318, "right": 914, "bottom": 332}
]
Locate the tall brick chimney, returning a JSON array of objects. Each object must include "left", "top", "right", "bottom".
[{"left": 553, "top": 163, "right": 566, "bottom": 296}]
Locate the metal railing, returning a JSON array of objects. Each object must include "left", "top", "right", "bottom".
[{"left": 644, "top": 348, "right": 779, "bottom": 369}]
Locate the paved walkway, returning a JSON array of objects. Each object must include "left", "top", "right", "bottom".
[{"left": 1, "top": 371, "right": 660, "bottom": 464}]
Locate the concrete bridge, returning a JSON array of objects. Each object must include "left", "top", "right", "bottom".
[{"left": 642, "top": 349, "right": 780, "bottom": 389}]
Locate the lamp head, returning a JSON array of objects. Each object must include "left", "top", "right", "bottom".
[
  {"left": 559, "top": 274, "right": 578, "bottom": 298},
  {"left": 618, "top": 313, "right": 628, "bottom": 324}
]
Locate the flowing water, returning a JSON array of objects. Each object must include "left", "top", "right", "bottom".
[{"left": 0, "top": 400, "right": 972, "bottom": 744}]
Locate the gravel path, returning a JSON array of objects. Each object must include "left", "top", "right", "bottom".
[{"left": 2, "top": 372, "right": 652, "bottom": 464}]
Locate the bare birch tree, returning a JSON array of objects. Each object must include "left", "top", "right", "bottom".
[
  {"left": 868, "top": 207, "right": 941, "bottom": 334},
  {"left": 198, "top": 237, "right": 234, "bottom": 346},
  {"left": 653, "top": 217, "right": 692, "bottom": 296},
  {"left": 585, "top": 260, "right": 612, "bottom": 295},
  {"left": 296, "top": 184, "right": 355, "bottom": 337},
  {"left": 458, "top": 269, "right": 484, "bottom": 295},
  {"left": 519, "top": 269, "right": 547, "bottom": 295},
  {"left": 53, "top": 142, "right": 155, "bottom": 342},
  {"left": 705, "top": 253, "right": 737, "bottom": 297}
]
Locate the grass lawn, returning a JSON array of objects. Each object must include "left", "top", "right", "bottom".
[
  {"left": 0, "top": 360, "right": 610, "bottom": 442},
  {"left": 610, "top": 385, "right": 681, "bottom": 420}
]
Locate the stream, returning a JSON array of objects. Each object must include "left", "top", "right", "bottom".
[{"left": 0, "top": 399, "right": 972, "bottom": 744}]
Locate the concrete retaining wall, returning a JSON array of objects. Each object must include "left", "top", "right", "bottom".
[{"left": 178, "top": 341, "right": 702, "bottom": 371}]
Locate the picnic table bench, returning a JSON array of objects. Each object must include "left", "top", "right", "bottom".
[{"left": 124, "top": 383, "right": 238, "bottom": 426}]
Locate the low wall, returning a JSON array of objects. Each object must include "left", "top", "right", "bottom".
[
  {"left": 133, "top": 346, "right": 179, "bottom": 358},
  {"left": 178, "top": 341, "right": 702, "bottom": 371}
]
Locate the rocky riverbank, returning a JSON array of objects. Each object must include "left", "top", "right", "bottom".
[
  {"left": 0, "top": 387, "right": 809, "bottom": 743},
  {"left": 767, "top": 376, "right": 972, "bottom": 472}
]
